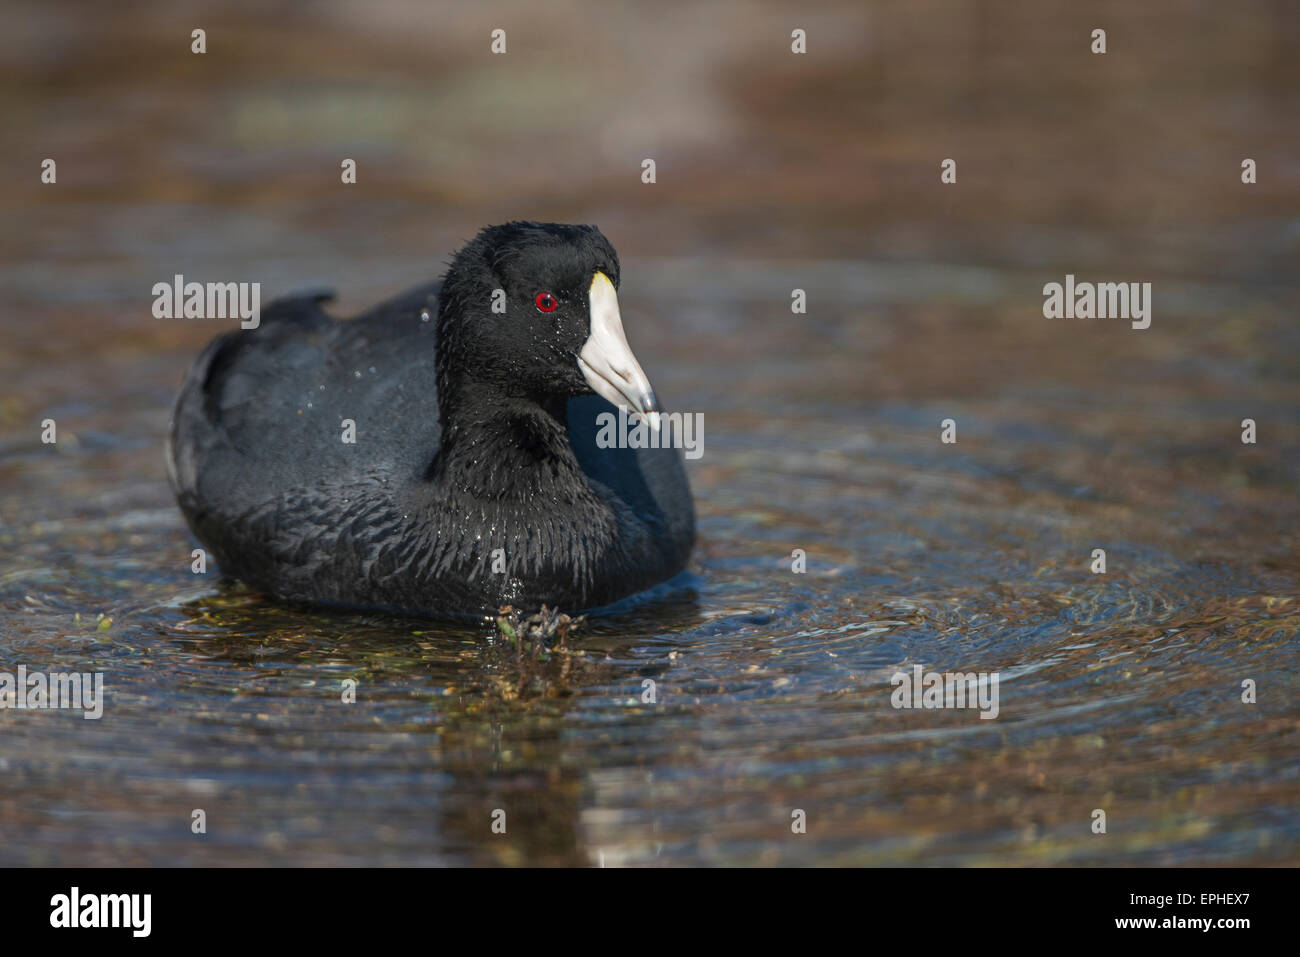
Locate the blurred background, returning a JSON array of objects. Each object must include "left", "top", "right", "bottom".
[{"left": 0, "top": 0, "right": 1297, "bottom": 866}]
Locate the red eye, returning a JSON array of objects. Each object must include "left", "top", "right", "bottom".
[{"left": 535, "top": 292, "right": 558, "bottom": 313}]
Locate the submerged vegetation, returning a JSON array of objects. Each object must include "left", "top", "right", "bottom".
[{"left": 491, "top": 605, "right": 590, "bottom": 700}]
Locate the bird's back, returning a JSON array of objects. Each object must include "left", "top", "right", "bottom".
[{"left": 168, "top": 283, "right": 443, "bottom": 513}]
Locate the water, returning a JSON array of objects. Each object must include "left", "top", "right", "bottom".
[
  {"left": 1, "top": 0, "right": 1297, "bottom": 866},
  {"left": 1, "top": 258, "right": 1296, "bottom": 865}
]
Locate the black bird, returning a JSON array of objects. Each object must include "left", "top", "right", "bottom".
[{"left": 167, "top": 222, "right": 695, "bottom": 618}]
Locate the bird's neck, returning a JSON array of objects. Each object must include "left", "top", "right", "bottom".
[
  {"left": 431, "top": 382, "right": 594, "bottom": 503},
  {"left": 411, "top": 377, "right": 631, "bottom": 610}
]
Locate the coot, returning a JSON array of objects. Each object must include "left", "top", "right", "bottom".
[{"left": 166, "top": 222, "right": 695, "bottom": 617}]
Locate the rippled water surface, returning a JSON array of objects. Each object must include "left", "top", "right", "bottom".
[
  {"left": 2, "top": 0, "right": 1298, "bottom": 865},
  {"left": 3, "top": 264, "right": 1297, "bottom": 865}
]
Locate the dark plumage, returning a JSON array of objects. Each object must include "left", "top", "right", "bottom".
[{"left": 166, "top": 222, "right": 694, "bottom": 618}]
